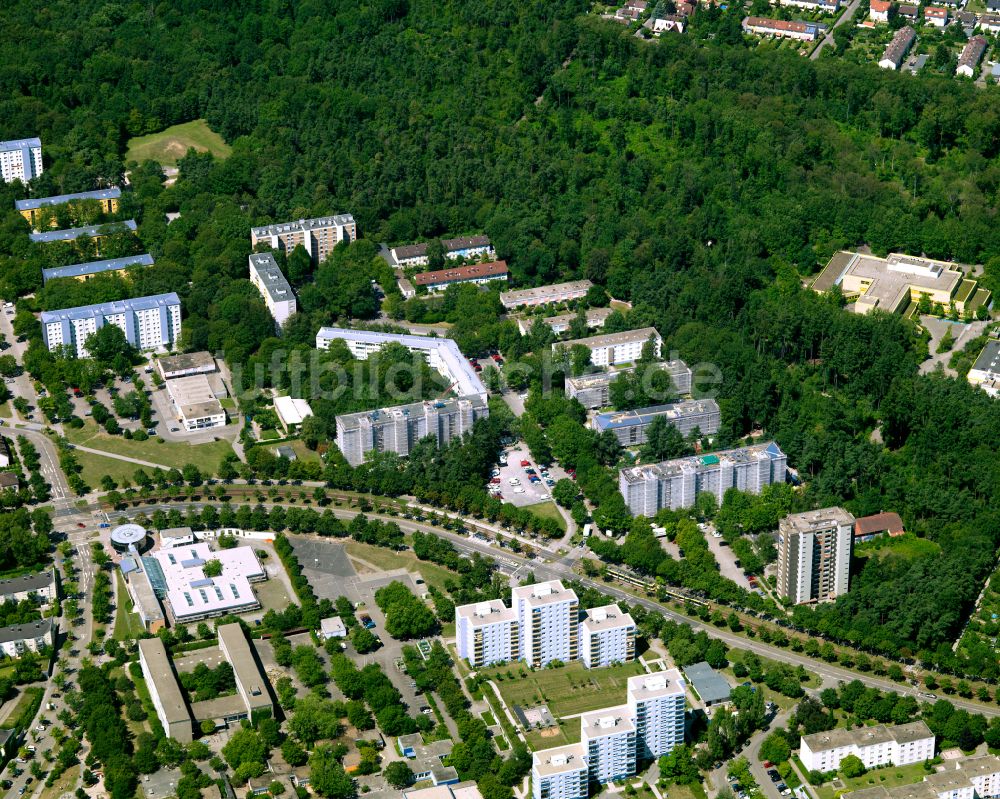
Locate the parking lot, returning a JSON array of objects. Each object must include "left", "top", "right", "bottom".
[{"left": 489, "top": 442, "right": 556, "bottom": 508}]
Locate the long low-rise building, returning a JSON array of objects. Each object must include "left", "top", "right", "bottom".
[
  {"left": 42, "top": 253, "right": 153, "bottom": 283},
  {"left": 165, "top": 374, "right": 227, "bottom": 430},
  {"left": 742, "top": 16, "right": 819, "bottom": 40},
  {"left": 390, "top": 235, "right": 495, "bottom": 268},
  {"left": 800, "top": 721, "right": 934, "bottom": 773},
  {"left": 879, "top": 26, "right": 917, "bottom": 69},
  {"left": 845, "top": 756, "right": 1000, "bottom": 799},
  {"left": 412, "top": 260, "right": 509, "bottom": 293},
  {"left": 139, "top": 637, "right": 194, "bottom": 742},
  {"left": 501, "top": 280, "right": 594, "bottom": 310},
  {"left": 217, "top": 622, "right": 276, "bottom": 721},
  {"left": 556, "top": 327, "right": 662, "bottom": 367},
  {"left": 249, "top": 252, "right": 296, "bottom": 331},
  {"left": 593, "top": 399, "right": 720, "bottom": 446},
  {"left": 778, "top": 0, "right": 839, "bottom": 10},
  {"left": 336, "top": 395, "right": 489, "bottom": 467},
  {"left": 17, "top": 187, "right": 120, "bottom": 229},
  {"left": 0, "top": 571, "right": 56, "bottom": 605},
  {"left": 566, "top": 361, "right": 693, "bottom": 409},
  {"left": 316, "top": 327, "right": 487, "bottom": 398},
  {"left": 957, "top": 35, "right": 988, "bottom": 77},
  {"left": 41, "top": 292, "right": 182, "bottom": 357},
  {"left": 0, "top": 138, "right": 42, "bottom": 184},
  {"left": 251, "top": 214, "right": 356, "bottom": 264},
  {"left": 30, "top": 218, "right": 137, "bottom": 246},
  {"left": 156, "top": 351, "right": 216, "bottom": 380},
  {"left": 517, "top": 307, "right": 613, "bottom": 336},
  {"left": 0, "top": 618, "right": 55, "bottom": 658},
  {"left": 619, "top": 441, "right": 787, "bottom": 516},
  {"left": 968, "top": 339, "right": 1000, "bottom": 396}
]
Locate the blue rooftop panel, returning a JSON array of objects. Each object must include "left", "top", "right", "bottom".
[
  {"left": 30, "top": 219, "right": 137, "bottom": 244},
  {"left": 42, "top": 253, "right": 153, "bottom": 283}
]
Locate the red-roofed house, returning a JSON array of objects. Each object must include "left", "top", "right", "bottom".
[
  {"left": 412, "top": 260, "right": 509, "bottom": 293},
  {"left": 853, "top": 512, "right": 905, "bottom": 543},
  {"left": 870, "top": 0, "right": 892, "bottom": 22},
  {"left": 924, "top": 5, "right": 948, "bottom": 25}
]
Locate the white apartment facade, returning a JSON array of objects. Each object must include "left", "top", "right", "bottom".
[
  {"left": 556, "top": 328, "right": 662, "bottom": 367},
  {"left": 41, "top": 293, "right": 182, "bottom": 358},
  {"left": 777, "top": 507, "right": 854, "bottom": 605},
  {"left": 456, "top": 600, "right": 519, "bottom": 667},
  {"left": 579, "top": 605, "right": 636, "bottom": 668},
  {"left": 501, "top": 280, "right": 594, "bottom": 310},
  {"left": 531, "top": 744, "right": 589, "bottom": 799},
  {"left": 0, "top": 138, "right": 42, "bottom": 183},
  {"left": 800, "top": 721, "right": 935, "bottom": 773},
  {"left": 0, "top": 619, "right": 55, "bottom": 658},
  {"left": 581, "top": 707, "right": 637, "bottom": 784},
  {"left": 627, "top": 671, "right": 687, "bottom": 761},
  {"left": 250, "top": 214, "right": 356, "bottom": 264},
  {"left": 249, "top": 253, "right": 297, "bottom": 330},
  {"left": 513, "top": 580, "right": 580, "bottom": 667}
]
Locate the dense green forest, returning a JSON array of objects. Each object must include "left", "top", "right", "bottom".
[{"left": 2, "top": 0, "right": 1000, "bottom": 672}]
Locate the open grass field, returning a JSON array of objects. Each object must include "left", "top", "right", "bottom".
[
  {"left": 38, "top": 765, "right": 79, "bottom": 799},
  {"left": 126, "top": 119, "right": 231, "bottom": 167},
  {"left": 856, "top": 533, "right": 941, "bottom": 561},
  {"left": 814, "top": 762, "right": 930, "bottom": 799},
  {"left": 0, "top": 402, "right": 10, "bottom": 418},
  {"left": 113, "top": 570, "right": 146, "bottom": 641},
  {"left": 1, "top": 685, "right": 43, "bottom": 730},
  {"left": 64, "top": 421, "right": 235, "bottom": 476},
  {"left": 345, "top": 541, "right": 455, "bottom": 594},
  {"left": 72, "top": 447, "right": 149, "bottom": 488},
  {"left": 254, "top": 575, "right": 293, "bottom": 612},
  {"left": 525, "top": 720, "right": 580, "bottom": 750},
  {"left": 478, "top": 659, "right": 646, "bottom": 719},
  {"left": 265, "top": 439, "right": 321, "bottom": 463},
  {"left": 521, "top": 500, "right": 566, "bottom": 533}
]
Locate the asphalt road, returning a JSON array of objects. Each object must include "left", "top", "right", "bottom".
[{"left": 810, "top": 0, "right": 861, "bottom": 60}]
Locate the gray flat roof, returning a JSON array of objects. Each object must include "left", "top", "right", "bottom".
[
  {"left": 249, "top": 252, "right": 294, "bottom": 302},
  {"left": 566, "top": 360, "right": 691, "bottom": 390},
  {"left": 138, "top": 637, "right": 190, "bottom": 723},
  {"left": 157, "top": 351, "right": 216, "bottom": 374},
  {"left": 972, "top": 339, "right": 1000, "bottom": 374},
  {"left": 683, "top": 661, "right": 732, "bottom": 704},
  {"left": 0, "top": 138, "right": 40, "bottom": 151},
  {"left": 0, "top": 618, "right": 52, "bottom": 645},
  {"left": 42, "top": 253, "right": 153, "bottom": 282},
  {"left": 557, "top": 326, "right": 662, "bottom": 351},
  {"left": 16, "top": 187, "right": 120, "bottom": 211},
  {"left": 30, "top": 219, "right": 137, "bottom": 244},
  {"left": 40, "top": 292, "right": 180, "bottom": 324},
  {"left": 336, "top": 394, "right": 487, "bottom": 432},
  {"left": 251, "top": 214, "right": 354, "bottom": 237},
  {"left": 218, "top": 622, "right": 272, "bottom": 710},
  {"left": 620, "top": 441, "right": 785, "bottom": 484},
  {"left": 0, "top": 571, "right": 54, "bottom": 594},
  {"left": 595, "top": 399, "right": 718, "bottom": 432}
]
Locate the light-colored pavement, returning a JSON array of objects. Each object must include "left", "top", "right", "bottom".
[
  {"left": 919, "top": 318, "right": 987, "bottom": 376},
  {"left": 810, "top": 0, "right": 861, "bottom": 60},
  {"left": 705, "top": 533, "right": 752, "bottom": 590}
]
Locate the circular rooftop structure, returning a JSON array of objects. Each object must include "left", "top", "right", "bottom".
[{"left": 110, "top": 523, "right": 148, "bottom": 554}]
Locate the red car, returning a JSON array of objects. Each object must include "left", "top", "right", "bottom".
[
  {"left": 520, "top": 460, "right": 530, "bottom": 467},
  {"left": 491, "top": 354, "right": 502, "bottom": 362}
]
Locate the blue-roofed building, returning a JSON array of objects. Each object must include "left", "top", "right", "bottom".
[
  {"left": 41, "top": 292, "right": 181, "bottom": 358},
  {"left": 30, "top": 218, "right": 137, "bottom": 248},
  {"left": 0, "top": 138, "right": 42, "bottom": 184},
  {"left": 594, "top": 399, "right": 720, "bottom": 446},
  {"left": 42, "top": 253, "right": 153, "bottom": 283},
  {"left": 16, "top": 187, "right": 120, "bottom": 229}
]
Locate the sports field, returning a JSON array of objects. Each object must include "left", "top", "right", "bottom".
[{"left": 125, "top": 119, "right": 231, "bottom": 166}]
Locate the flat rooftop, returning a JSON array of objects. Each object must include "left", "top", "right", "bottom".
[
  {"left": 781, "top": 507, "right": 855, "bottom": 535},
  {"left": 16, "top": 187, "right": 121, "bottom": 211},
  {"left": 802, "top": 720, "right": 932, "bottom": 752},
  {"left": 815, "top": 251, "right": 965, "bottom": 312},
  {"left": 972, "top": 339, "right": 1000, "bottom": 375},
  {"left": 274, "top": 396, "right": 313, "bottom": 426},
  {"left": 157, "top": 351, "right": 216, "bottom": 375},
  {"left": 512, "top": 579, "right": 578, "bottom": 609},
  {"left": 153, "top": 543, "right": 263, "bottom": 619},
  {"left": 627, "top": 669, "right": 686, "bottom": 702},
  {"left": 336, "top": 394, "right": 487, "bottom": 432},
  {"left": 500, "top": 280, "right": 593, "bottom": 306},
  {"left": 567, "top": 360, "right": 691, "bottom": 390},
  {"left": 557, "top": 326, "right": 662, "bottom": 351},
  {"left": 535, "top": 307, "right": 613, "bottom": 328},
  {"left": 249, "top": 252, "right": 294, "bottom": 302},
  {"left": 620, "top": 441, "right": 785, "bottom": 484},
  {"left": 581, "top": 705, "right": 635, "bottom": 737},
  {"left": 455, "top": 599, "right": 518, "bottom": 626},
  {"left": 40, "top": 292, "right": 180, "bottom": 324},
  {"left": 30, "top": 219, "right": 137, "bottom": 243},
  {"left": 251, "top": 214, "right": 354, "bottom": 238},
  {"left": 683, "top": 662, "right": 732, "bottom": 704},
  {"left": 532, "top": 742, "right": 588, "bottom": 777},
  {"left": 0, "top": 138, "right": 40, "bottom": 151},
  {"left": 218, "top": 622, "right": 271, "bottom": 708},
  {"left": 42, "top": 253, "right": 153, "bottom": 283},
  {"left": 595, "top": 399, "right": 719, "bottom": 432},
  {"left": 139, "top": 637, "right": 190, "bottom": 723},
  {"left": 580, "top": 604, "right": 635, "bottom": 633}
]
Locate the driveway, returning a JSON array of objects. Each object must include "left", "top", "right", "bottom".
[
  {"left": 920, "top": 317, "right": 987, "bottom": 376},
  {"left": 705, "top": 531, "right": 753, "bottom": 589}
]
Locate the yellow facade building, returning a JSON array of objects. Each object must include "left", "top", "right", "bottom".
[{"left": 16, "top": 187, "right": 121, "bottom": 231}]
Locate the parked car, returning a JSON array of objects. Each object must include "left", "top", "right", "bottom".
[{"left": 520, "top": 460, "right": 530, "bottom": 467}]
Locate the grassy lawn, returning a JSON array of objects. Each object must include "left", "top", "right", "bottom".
[
  {"left": 265, "top": 439, "right": 321, "bottom": 463},
  {"left": 64, "top": 420, "right": 235, "bottom": 474},
  {"left": 0, "top": 402, "right": 10, "bottom": 418},
  {"left": 815, "top": 762, "right": 931, "bottom": 799},
  {"left": 38, "top": 764, "right": 79, "bottom": 799},
  {"left": 73, "top": 447, "right": 149, "bottom": 488},
  {"left": 254, "top": 576, "right": 293, "bottom": 612},
  {"left": 345, "top": 541, "right": 455, "bottom": 594},
  {"left": 1, "top": 686, "right": 44, "bottom": 730},
  {"left": 125, "top": 119, "right": 232, "bottom": 166},
  {"left": 522, "top": 500, "right": 567, "bottom": 533},
  {"left": 855, "top": 533, "right": 941, "bottom": 561},
  {"left": 479, "top": 659, "right": 646, "bottom": 718},
  {"left": 113, "top": 570, "right": 146, "bottom": 641},
  {"left": 525, "top": 720, "right": 580, "bottom": 750}
]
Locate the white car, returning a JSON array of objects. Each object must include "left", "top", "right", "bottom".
[
  {"left": 508, "top": 478, "right": 520, "bottom": 486},
  {"left": 513, "top": 487, "right": 525, "bottom": 494}
]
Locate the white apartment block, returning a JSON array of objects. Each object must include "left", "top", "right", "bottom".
[
  {"left": 581, "top": 706, "right": 637, "bottom": 784},
  {"left": 531, "top": 743, "right": 589, "bottom": 799},
  {"left": 390, "top": 235, "right": 495, "bottom": 268},
  {"left": 579, "top": 605, "right": 636, "bottom": 668},
  {"left": 556, "top": 328, "right": 662, "bottom": 367},
  {"left": 250, "top": 214, "right": 356, "bottom": 264},
  {"left": 777, "top": 507, "right": 854, "bottom": 605},
  {"left": 513, "top": 580, "right": 580, "bottom": 667},
  {"left": 501, "top": 280, "right": 594, "bottom": 310},
  {"left": 249, "top": 252, "right": 296, "bottom": 331},
  {"left": 844, "top": 756, "right": 1000, "bottom": 799},
  {"left": 800, "top": 721, "right": 935, "bottom": 773},
  {"left": 627, "top": 671, "right": 686, "bottom": 760},
  {"left": 0, "top": 571, "right": 57, "bottom": 605},
  {"left": 456, "top": 600, "right": 519, "bottom": 667},
  {"left": 41, "top": 293, "right": 181, "bottom": 358},
  {"left": 0, "top": 138, "right": 42, "bottom": 183},
  {"left": 0, "top": 619, "right": 55, "bottom": 658},
  {"left": 566, "top": 360, "right": 693, "bottom": 410},
  {"left": 778, "top": 0, "right": 840, "bottom": 11}
]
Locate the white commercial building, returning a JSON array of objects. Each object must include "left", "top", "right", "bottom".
[
  {"left": 166, "top": 374, "right": 227, "bottom": 431},
  {"left": 156, "top": 351, "right": 217, "bottom": 380},
  {"left": 578, "top": 605, "right": 636, "bottom": 668},
  {"left": 531, "top": 744, "right": 590, "bottom": 799},
  {"left": 0, "top": 619, "right": 55, "bottom": 658},
  {"left": 581, "top": 706, "right": 637, "bottom": 784},
  {"left": 800, "top": 721, "right": 935, "bottom": 773},
  {"left": 627, "top": 671, "right": 686, "bottom": 760},
  {"left": 249, "top": 252, "right": 297, "bottom": 331},
  {"left": 513, "top": 580, "right": 579, "bottom": 668},
  {"left": 777, "top": 507, "right": 854, "bottom": 605},
  {"left": 456, "top": 600, "right": 520, "bottom": 667},
  {"left": 501, "top": 280, "right": 594, "bottom": 310},
  {"left": 41, "top": 293, "right": 181, "bottom": 358},
  {"left": 968, "top": 340, "right": 1000, "bottom": 397},
  {"left": 0, "top": 138, "right": 42, "bottom": 183},
  {"left": 555, "top": 328, "right": 662, "bottom": 367}
]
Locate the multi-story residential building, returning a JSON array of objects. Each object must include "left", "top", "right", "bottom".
[
  {"left": 29, "top": 219, "right": 138, "bottom": 253},
  {"left": 412, "top": 260, "right": 509, "bottom": 293},
  {"left": 316, "top": 327, "right": 487, "bottom": 398},
  {"left": 879, "top": 27, "right": 917, "bottom": 69},
  {"left": 390, "top": 235, "right": 495, "bottom": 268},
  {"left": 556, "top": 328, "right": 662, "bottom": 368},
  {"left": 517, "top": 308, "right": 613, "bottom": 337},
  {"left": 777, "top": 507, "right": 854, "bottom": 605},
  {"left": 869, "top": 0, "right": 892, "bottom": 21},
  {"left": 41, "top": 293, "right": 182, "bottom": 358},
  {"left": 626, "top": 671, "right": 686, "bottom": 761},
  {"left": 335, "top": 396, "right": 489, "bottom": 467},
  {"left": 741, "top": 16, "right": 819, "bottom": 40},
  {"left": 249, "top": 252, "right": 297, "bottom": 331},
  {"left": 0, "top": 571, "right": 57, "bottom": 605},
  {"left": 16, "top": 187, "right": 120, "bottom": 230},
  {"left": 566, "top": 361, "right": 692, "bottom": 410},
  {"left": 967, "top": 339, "right": 1000, "bottom": 396},
  {"left": 593, "top": 399, "right": 720, "bottom": 447},
  {"left": 532, "top": 743, "right": 590, "bottom": 799},
  {"left": 619, "top": 442, "right": 787, "bottom": 516},
  {"left": 0, "top": 619, "right": 55, "bottom": 658},
  {"left": 0, "top": 138, "right": 42, "bottom": 184},
  {"left": 579, "top": 605, "right": 636, "bottom": 668},
  {"left": 801, "top": 721, "right": 934, "bottom": 773},
  {"left": 978, "top": 13, "right": 1000, "bottom": 32},
  {"left": 581, "top": 707, "right": 637, "bottom": 785},
  {"left": 250, "top": 214, "right": 356, "bottom": 264},
  {"left": 513, "top": 580, "right": 579, "bottom": 668},
  {"left": 456, "top": 600, "right": 519, "bottom": 667},
  {"left": 957, "top": 36, "right": 988, "bottom": 76},
  {"left": 500, "top": 280, "right": 594, "bottom": 310},
  {"left": 778, "top": 0, "right": 839, "bottom": 12},
  {"left": 42, "top": 253, "right": 153, "bottom": 284}
]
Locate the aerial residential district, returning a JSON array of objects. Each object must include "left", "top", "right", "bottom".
[{"left": 2, "top": 8, "right": 1000, "bottom": 799}]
